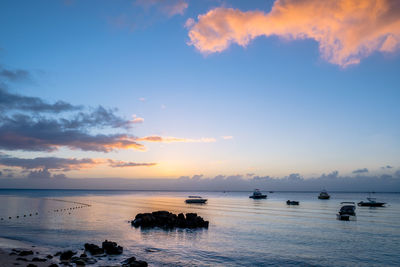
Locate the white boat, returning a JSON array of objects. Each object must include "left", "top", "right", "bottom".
[
  {"left": 185, "top": 196, "right": 207, "bottom": 204},
  {"left": 358, "top": 197, "right": 386, "bottom": 207},
  {"left": 249, "top": 189, "right": 267, "bottom": 199},
  {"left": 336, "top": 202, "right": 356, "bottom": 221}
]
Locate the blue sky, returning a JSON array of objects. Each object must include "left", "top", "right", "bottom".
[{"left": 0, "top": 0, "right": 399, "bottom": 180}]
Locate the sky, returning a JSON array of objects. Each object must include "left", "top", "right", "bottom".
[{"left": 0, "top": 0, "right": 400, "bottom": 190}]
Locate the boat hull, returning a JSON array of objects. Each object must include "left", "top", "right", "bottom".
[
  {"left": 336, "top": 214, "right": 356, "bottom": 221},
  {"left": 249, "top": 195, "right": 267, "bottom": 199},
  {"left": 185, "top": 199, "right": 207, "bottom": 204},
  {"left": 318, "top": 196, "right": 330, "bottom": 199},
  {"left": 357, "top": 202, "right": 385, "bottom": 207},
  {"left": 287, "top": 201, "right": 299, "bottom": 205}
]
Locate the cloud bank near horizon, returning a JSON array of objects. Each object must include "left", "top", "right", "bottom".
[
  {"left": 187, "top": 0, "right": 400, "bottom": 67},
  {"left": 0, "top": 171, "right": 399, "bottom": 192}
]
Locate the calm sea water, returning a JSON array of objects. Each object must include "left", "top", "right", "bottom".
[{"left": 0, "top": 190, "right": 399, "bottom": 266}]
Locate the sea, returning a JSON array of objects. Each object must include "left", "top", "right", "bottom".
[{"left": 0, "top": 190, "right": 399, "bottom": 266}]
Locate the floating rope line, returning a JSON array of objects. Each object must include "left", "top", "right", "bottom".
[{"left": 0, "top": 198, "right": 91, "bottom": 221}]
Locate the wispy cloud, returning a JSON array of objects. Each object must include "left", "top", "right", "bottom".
[
  {"left": 0, "top": 88, "right": 80, "bottom": 113},
  {"left": 187, "top": 0, "right": 400, "bottom": 67},
  {"left": 137, "top": 135, "right": 216, "bottom": 143},
  {"left": 108, "top": 160, "right": 156, "bottom": 168},
  {"left": 135, "top": 0, "right": 188, "bottom": 17},
  {"left": 0, "top": 66, "right": 31, "bottom": 83},
  {"left": 222, "top": 136, "right": 233, "bottom": 140},
  {"left": 352, "top": 168, "right": 369, "bottom": 174}
]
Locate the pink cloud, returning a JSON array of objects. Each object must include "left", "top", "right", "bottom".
[
  {"left": 187, "top": 0, "right": 400, "bottom": 67},
  {"left": 137, "top": 135, "right": 216, "bottom": 143}
]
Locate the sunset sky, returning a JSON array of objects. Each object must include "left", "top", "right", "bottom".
[{"left": 1, "top": 0, "right": 400, "bottom": 181}]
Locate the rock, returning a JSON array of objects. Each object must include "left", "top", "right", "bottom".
[
  {"left": 18, "top": 250, "right": 33, "bottom": 256},
  {"left": 54, "top": 252, "right": 61, "bottom": 257},
  {"left": 84, "top": 243, "right": 104, "bottom": 255},
  {"left": 9, "top": 252, "right": 17, "bottom": 255},
  {"left": 31, "top": 257, "right": 47, "bottom": 262},
  {"left": 102, "top": 240, "right": 123, "bottom": 255},
  {"left": 48, "top": 264, "right": 59, "bottom": 267},
  {"left": 79, "top": 253, "right": 87, "bottom": 258},
  {"left": 16, "top": 257, "right": 28, "bottom": 261},
  {"left": 59, "top": 250, "right": 76, "bottom": 261},
  {"left": 27, "top": 264, "right": 37, "bottom": 267},
  {"left": 46, "top": 255, "right": 53, "bottom": 259},
  {"left": 121, "top": 256, "right": 136, "bottom": 264},
  {"left": 121, "top": 257, "right": 148, "bottom": 267},
  {"left": 131, "top": 211, "right": 209, "bottom": 229}
]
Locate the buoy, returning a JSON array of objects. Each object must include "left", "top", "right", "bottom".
[
  {"left": 16, "top": 216, "right": 19, "bottom": 218},
  {"left": 24, "top": 215, "right": 26, "bottom": 217},
  {"left": 9, "top": 217, "right": 11, "bottom": 219}
]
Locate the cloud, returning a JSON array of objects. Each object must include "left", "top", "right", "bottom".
[
  {"left": 136, "top": 0, "right": 188, "bottom": 17},
  {"left": 0, "top": 154, "right": 157, "bottom": 178},
  {"left": 0, "top": 114, "right": 144, "bottom": 152},
  {"left": 0, "top": 88, "right": 80, "bottom": 113},
  {"left": 108, "top": 160, "right": 157, "bottom": 168},
  {"left": 139, "top": 97, "right": 146, "bottom": 102},
  {"left": 131, "top": 117, "right": 144, "bottom": 123},
  {"left": 222, "top": 135, "right": 233, "bottom": 140},
  {"left": 187, "top": 0, "right": 400, "bottom": 67},
  {"left": 0, "top": 154, "right": 97, "bottom": 171},
  {"left": 0, "top": 66, "right": 31, "bottom": 82},
  {"left": 136, "top": 135, "right": 216, "bottom": 143},
  {"left": 352, "top": 168, "right": 369, "bottom": 174}
]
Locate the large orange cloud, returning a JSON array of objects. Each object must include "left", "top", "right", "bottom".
[{"left": 187, "top": 0, "right": 400, "bottom": 66}]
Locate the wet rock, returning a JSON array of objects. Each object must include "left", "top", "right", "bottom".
[
  {"left": 79, "top": 253, "right": 87, "bottom": 258},
  {"left": 18, "top": 250, "right": 34, "bottom": 256},
  {"left": 31, "top": 257, "right": 47, "bottom": 262},
  {"left": 72, "top": 259, "right": 85, "bottom": 266},
  {"left": 122, "top": 256, "right": 148, "bottom": 267},
  {"left": 131, "top": 211, "right": 209, "bottom": 229},
  {"left": 46, "top": 255, "right": 53, "bottom": 259},
  {"left": 59, "top": 250, "right": 76, "bottom": 261},
  {"left": 9, "top": 252, "right": 17, "bottom": 255},
  {"left": 16, "top": 257, "right": 28, "bottom": 261},
  {"left": 54, "top": 252, "right": 61, "bottom": 257},
  {"left": 48, "top": 264, "right": 59, "bottom": 267},
  {"left": 27, "top": 264, "right": 37, "bottom": 267},
  {"left": 102, "top": 240, "right": 123, "bottom": 255},
  {"left": 84, "top": 243, "right": 104, "bottom": 255}
]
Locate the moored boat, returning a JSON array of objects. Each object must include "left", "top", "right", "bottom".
[
  {"left": 318, "top": 190, "right": 330, "bottom": 199},
  {"left": 336, "top": 202, "right": 356, "bottom": 221},
  {"left": 286, "top": 200, "right": 299, "bottom": 205},
  {"left": 249, "top": 189, "right": 267, "bottom": 199},
  {"left": 185, "top": 196, "right": 207, "bottom": 204},
  {"left": 358, "top": 197, "right": 386, "bottom": 207}
]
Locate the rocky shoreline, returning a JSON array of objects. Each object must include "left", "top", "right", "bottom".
[{"left": 0, "top": 240, "right": 147, "bottom": 267}]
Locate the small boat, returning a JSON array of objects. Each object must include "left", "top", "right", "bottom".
[
  {"left": 358, "top": 197, "right": 386, "bottom": 207},
  {"left": 185, "top": 196, "right": 207, "bottom": 204},
  {"left": 249, "top": 189, "right": 267, "bottom": 199},
  {"left": 286, "top": 200, "right": 299, "bottom": 205},
  {"left": 336, "top": 202, "right": 356, "bottom": 221},
  {"left": 318, "top": 190, "right": 330, "bottom": 199}
]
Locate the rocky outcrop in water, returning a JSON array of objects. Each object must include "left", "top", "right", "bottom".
[
  {"left": 102, "top": 240, "right": 123, "bottom": 255},
  {"left": 131, "top": 211, "right": 209, "bottom": 229}
]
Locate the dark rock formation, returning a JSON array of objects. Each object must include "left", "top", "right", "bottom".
[
  {"left": 122, "top": 256, "right": 148, "bottom": 267},
  {"left": 131, "top": 211, "right": 209, "bottom": 229},
  {"left": 46, "top": 254, "right": 53, "bottom": 259},
  {"left": 27, "top": 264, "right": 37, "bottom": 267},
  {"left": 48, "top": 264, "right": 59, "bottom": 267},
  {"left": 18, "top": 250, "right": 33, "bottom": 256},
  {"left": 102, "top": 240, "right": 123, "bottom": 255},
  {"left": 84, "top": 243, "right": 104, "bottom": 255},
  {"left": 59, "top": 250, "right": 76, "bottom": 261}
]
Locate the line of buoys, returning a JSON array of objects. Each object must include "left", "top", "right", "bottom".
[{"left": 1, "top": 201, "right": 92, "bottom": 222}]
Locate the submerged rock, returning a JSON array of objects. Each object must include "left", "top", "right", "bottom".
[
  {"left": 131, "top": 211, "right": 209, "bottom": 229},
  {"left": 31, "top": 257, "right": 47, "bottom": 262}
]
